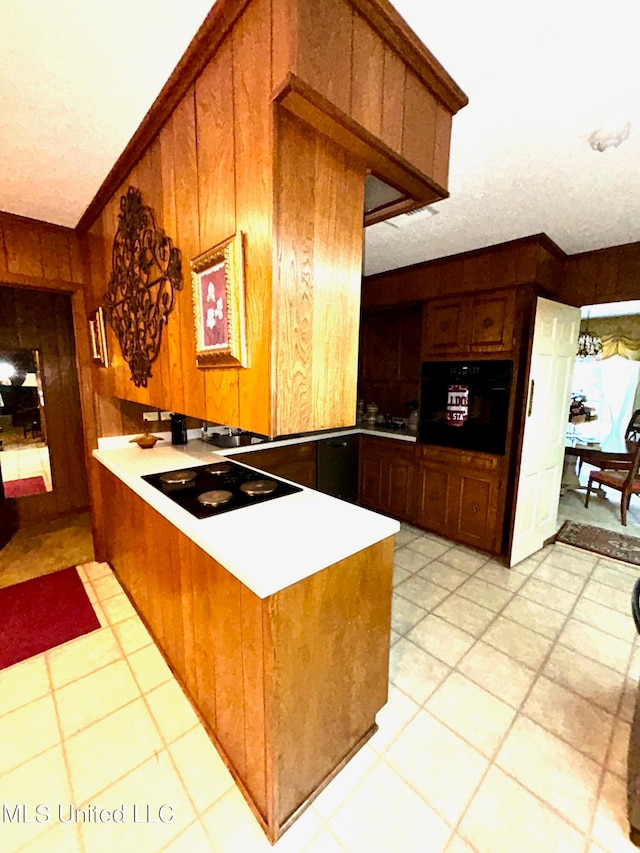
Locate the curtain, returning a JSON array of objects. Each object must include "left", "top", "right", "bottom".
[{"left": 580, "top": 316, "right": 640, "bottom": 361}]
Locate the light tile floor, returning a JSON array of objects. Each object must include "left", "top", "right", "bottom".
[
  {"left": 2, "top": 524, "right": 640, "bottom": 852},
  {"left": 1, "top": 445, "right": 53, "bottom": 492}
]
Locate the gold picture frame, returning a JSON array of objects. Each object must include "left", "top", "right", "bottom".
[
  {"left": 191, "top": 232, "right": 247, "bottom": 368},
  {"left": 88, "top": 306, "right": 109, "bottom": 367}
]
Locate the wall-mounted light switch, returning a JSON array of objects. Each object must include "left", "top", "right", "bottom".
[
  {"left": 160, "top": 411, "right": 173, "bottom": 421},
  {"left": 142, "top": 411, "right": 158, "bottom": 422}
]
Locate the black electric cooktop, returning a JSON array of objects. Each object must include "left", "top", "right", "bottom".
[{"left": 142, "top": 459, "right": 302, "bottom": 519}]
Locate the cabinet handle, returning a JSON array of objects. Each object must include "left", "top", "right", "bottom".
[
  {"left": 471, "top": 503, "right": 480, "bottom": 513},
  {"left": 482, "top": 317, "right": 494, "bottom": 329},
  {"left": 527, "top": 379, "right": 535, "bottom": 417}
]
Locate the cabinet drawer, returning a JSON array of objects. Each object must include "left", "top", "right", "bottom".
[{"left": 416, "top": 443, "right": 499, "bottom": 471}]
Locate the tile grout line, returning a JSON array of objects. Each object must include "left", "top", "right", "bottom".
[
  {"left": 393, "top": 534, "right": 633, "bottom": 846},
  {"left": 440, "top": 551, "right": 607, "bottom": 846}
]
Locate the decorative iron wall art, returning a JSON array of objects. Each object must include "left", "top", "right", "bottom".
[{"left": 103, "top": 186, "right": 182, "bottom": 387}]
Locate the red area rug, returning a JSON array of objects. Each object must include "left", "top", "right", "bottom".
[
  {"left": 3, "top": 476, "right": 46, "bottom": 498},
  {"left": 556, "top": 521, "right": 640, "bottom": 566},
  {"left": 0, "top": 567, "right": 100, "bottom": 670}
]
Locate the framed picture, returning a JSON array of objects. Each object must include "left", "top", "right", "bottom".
[
  {"left": 88, "top": 306, "right": 109, "bottom": 367},
  {"left": 191, "top": 232, "right": 247, "bottom": 368}
]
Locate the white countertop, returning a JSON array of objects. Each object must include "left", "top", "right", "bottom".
[{"left": 93, "top": 431, "right": 402, "bottom": 599}]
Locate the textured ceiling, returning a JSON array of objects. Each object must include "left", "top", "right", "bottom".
[{"left": 1, "top": 1, "right": 639, "bottom": 278}]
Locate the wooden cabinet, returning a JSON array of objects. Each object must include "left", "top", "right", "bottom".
[
  {"left": 230, "top": 442, "right": 317, "bottom": 489},
  {"left": 414, "top": 462, "right": 449, "bottom": 536},
  {"left": 358, "top": 305, "right": 422, "bottom": 418},
  {"left": 422, "top": 288, "right": 516, "bottom": 358},
  {"left": 414, "top": 445, "right": 502, "bottom": 553},
  {"left": 99, "top": 465, "right": 393, "bottom": 844},
  {"left": 359, "top": 435, "right": 415, "bottom": 522}
]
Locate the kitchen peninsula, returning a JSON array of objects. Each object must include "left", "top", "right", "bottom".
[{"left": 95, "top": 439, "right": 398, "bottom": 843}]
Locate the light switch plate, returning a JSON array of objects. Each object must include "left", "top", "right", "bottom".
[
  {"left": 142, "top": 411, "right": 158, "bottom": 422},
  {"left": 160, "top": 411, "right": 172, "bottom": 421}
]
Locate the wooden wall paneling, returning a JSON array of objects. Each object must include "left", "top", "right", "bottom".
[
  {"left": 141, "top": 501, "right": 168, "bottom": 651},
  {"left": 158, "top": 116, "right": 186, "bottom": 417},
  {"left": 39, "top": 227, "right": 72, "bottom": 283},
  {"left": 461, "top": 252, "right": 495, "bottom": 292},
  {"left": 351, "top": 13, "right": 384, "bottom": 137},
  {"left": 295, "top": 0, "right": 353, "bottom": 116},
  {"left": 402, "top": 71, "right": 437, "bottom": 179},
  {"left": 0, "top": 284, "right": 17, "bottom": 327},
  {"left": 240, "top": 585, "right": 268, "bottom": 818},
  {"left": 3, "top": 220, "right": 43, "bottom": 279},
  {"left": 53, "top": 292, "right": 89, "bottom": 509},
  {"left": 271, "top": 0, "right": 296, "bottom": 90},
  {"left": 134, "top": 142, "right": 166, "bottom": 410},
  {"left": 90, "top": 216, "right": 115, "bottom": 402},
  {"left": 195, "top": 43, "right": 241, "bottom": 427},
  {"left": 189, "top": 536, "right": 218, "bottom": 727},
  {"left": 273, "top": 113, "right": 316, "bottom": 434},
  {"left": 310, "top": 138, "right": 366, "bottom": 430},
  {"left": 233, "top": 0, "right": 273, "bottom": 436},
  {"left": 212, "top": 561, "right": 247, "bottom": 782},
  {"left": 380, "top": 47, "right": 406, "bottom": 153},
  {"left": 196, "top": 47, "right": 237, "bottom": 253},
  {"left": 0, "top": 222, "right": 7, "bottom": 274},
  {"left": 403, "top": 265, "right": 439, "bottom": 302},
  {"left": 270, "top": 537, "right": 393, "bottom": 825},
  {"left": 432, "top": 101, "right": 452, "bottom": 190},
  {"left": 616, "top": 244, "right": 640, "bottom": 302},
  {"left": 514, "top": 242, "right": 540, "bottom": 283},
  {"left": 68, "top": 232, "right": 85, "bottom": 289},
  {"left": 177, "top": 533, "right": 196, "bottom": 693},
  {"left": 173, "top": 91, "right": 206, "bottom": 421}
]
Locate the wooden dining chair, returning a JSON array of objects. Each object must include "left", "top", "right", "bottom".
[
  {"left": 584, "top": 440, "right": 640, "bottom": 526},
  {"left": 627, "top": 409, "right": 640, "bottom": 442}
]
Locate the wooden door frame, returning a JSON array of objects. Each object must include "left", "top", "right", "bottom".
[{"left": 0, "top": 269, "right": 102, "bottom": 556}]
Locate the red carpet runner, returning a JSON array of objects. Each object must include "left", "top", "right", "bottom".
[
  {"left": 3, "top": 476, "right": 47, "bottom": 498},
  {"left": 0, "top": 567, "right": 100, "bottom": 670}
]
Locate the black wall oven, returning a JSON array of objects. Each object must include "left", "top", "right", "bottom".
[{"left": 419, "top": 360, "right": 513, "bottom": 455}]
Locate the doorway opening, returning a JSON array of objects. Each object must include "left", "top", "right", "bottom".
[
  {"left": 559, "top": 300, "right": 640, "bottom": 535},
  {"left": 0, "top": 348, "right": 52, "bottom": 498}
]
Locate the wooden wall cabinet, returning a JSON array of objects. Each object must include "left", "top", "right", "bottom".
[
  {"left": 230, "top": 441, "right": 317, "bottom": 488},
  {"left": 358, "top": 304, "right": 422, "bottom": 418},
  {"left": 358, "top": 435, "right": 414, "bottom": 522},
  {"left": 81, "top": 0, "right": 465, "bottom": 442},
  {"left": 422, "top": 288, "right": 517, "bottom": 358}
]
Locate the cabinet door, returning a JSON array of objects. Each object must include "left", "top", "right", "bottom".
[
  {"left": 230, "top": 443, "right": 317, "bottom": 488},
  {"left": 359, "top": 449, "right": 383, "bottom": 510},
  {"left": 414, "top": 463, "right": 449, "bottom": 534},
  {"left": 273, "top": 459, "right": 317, "bottom": 489},
  {"left": 453, "top": 471, "right": 500, "bottom": 551},
  {"left": 422, "top": 299, "right": 464, "bottom": 356},
  {"left": 468, "top": 290, "right": 515, "bottom": 352},
  {"left": 382, "top": 455, "right": 415, "bottom": 521}
]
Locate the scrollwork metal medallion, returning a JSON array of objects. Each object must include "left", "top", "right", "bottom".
[{"left": 103, "top": 186, "right": 182, "bottom": 387}]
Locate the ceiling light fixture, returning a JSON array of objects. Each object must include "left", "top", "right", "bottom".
[
  {"left": 589, "top": 121, "right": 631, "bottom": 152},
  {"left": 0, "top": 360, "right": 16, "bottom": 385},
  {"left": 577, "top": 309, "right": 602, "bottom": 360}
]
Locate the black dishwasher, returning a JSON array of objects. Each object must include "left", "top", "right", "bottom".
[{"left": 316, "top": 434, "right": 359, "bottom": 503}]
